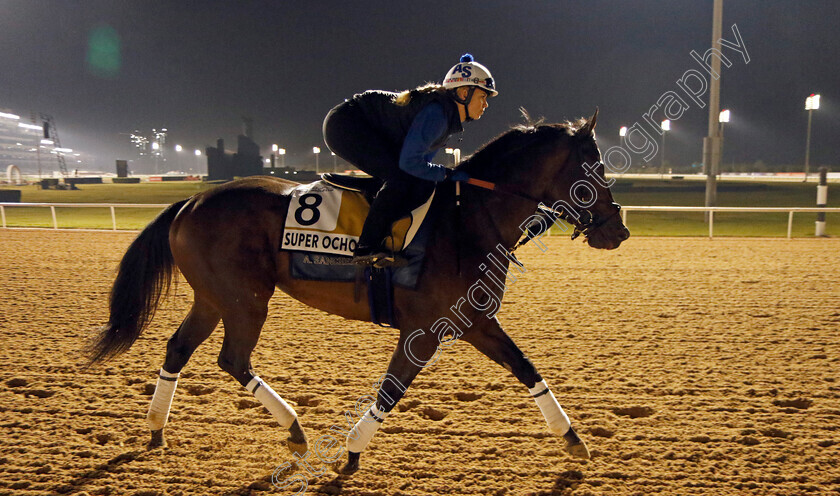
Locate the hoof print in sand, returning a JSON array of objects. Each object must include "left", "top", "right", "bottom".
[
  {"left": 421, "top": 407, "right": 447, "bottom": 421},
  {"left": 6, "top": 378, "right": 28, "bottom": 388},
  {"left": 236, "top": 399, "right": 261, "bottom": 410},
  {"left": 612, "top": 406, "right": 654, "bottom": 418},
  {"left": 454, "top": 392, "right": 482, "bottom": 402},
  {"left": 185, "top": 385, "right": 216, "bottom": 396},
  {"left": 589, "top": 426, "right": 615, "bottom": 438},
  {"left": 773, "top": 398, "right": 812, "bottom": 410}
]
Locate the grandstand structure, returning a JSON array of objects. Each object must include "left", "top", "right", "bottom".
[{"left": 0, "top": 107, "right": 68, "bottom": 178}]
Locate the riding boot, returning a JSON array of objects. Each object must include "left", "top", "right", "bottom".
[{"left": 353, "top": 187, "right": 405, "bottom": 265}]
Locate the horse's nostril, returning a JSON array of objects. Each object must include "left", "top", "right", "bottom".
[{"left": 621, "top": 228, "right": 630, "bottom": 240}]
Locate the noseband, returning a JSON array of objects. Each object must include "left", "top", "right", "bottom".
[{"left": 553, "top": 200, "right": 622, "bottom": 240}]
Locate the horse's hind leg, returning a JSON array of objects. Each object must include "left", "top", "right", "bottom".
[
  {"left": 462, "top": 318, "right": 590, "bottom": 460},
  {"left": 147, "top": 298, "right": 220, "bottom": 448},
  {"left": 216, "top": 305, "right": 307, "bottom": 457}
]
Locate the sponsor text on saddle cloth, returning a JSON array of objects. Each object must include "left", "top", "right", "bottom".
[{"left": 281, "top": 180, "right": 434, "bottom": 256}]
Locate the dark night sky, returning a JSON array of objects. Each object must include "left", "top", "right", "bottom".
[{"left": 1, "top": 0, "right": 838, "bottom": 171}]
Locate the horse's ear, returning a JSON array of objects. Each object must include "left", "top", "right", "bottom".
[
  {"left": 577, "top": 108, "right": 599, "bottom": 138},
  {"left": 589, "top": 108, "right": 599, "bottom": 131}
]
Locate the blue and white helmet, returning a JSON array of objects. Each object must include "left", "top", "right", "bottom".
[{"left": 442, "top": 53, "right": 498, "bottom": 97}]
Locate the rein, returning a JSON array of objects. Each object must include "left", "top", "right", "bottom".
[{"left": 463, "top": 176, "right": 615, "bottom": 244}]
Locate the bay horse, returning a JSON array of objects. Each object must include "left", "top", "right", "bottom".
[{"left": 87, "top": 110, "right": 629, "bottom": 475}]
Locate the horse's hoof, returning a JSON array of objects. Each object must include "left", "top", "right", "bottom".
[
  {"left": 563, "top": 426, "right": 590, "bottom": 460},
  {"left": 338, "top": 451, "right": 360, "bottom": 475},
  {"left": 286, "top": 419, "right": 308, "bottom": 457},
  {"left": 565, "top": 441, "right": 591, "bottom": 459},
  {"left": 286, "top": 439, "right": 308, "bottom": 457},
  {"left": 148, "top": 429, "right": 166, "bottom": 449}
]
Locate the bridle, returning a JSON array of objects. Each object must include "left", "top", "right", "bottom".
[{"left": 461, "top": 143, "right": 622, "bottom": 246}]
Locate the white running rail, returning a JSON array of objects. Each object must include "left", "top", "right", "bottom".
[{"left": 1, "top": 203, "right": 838, "bottom": 238}]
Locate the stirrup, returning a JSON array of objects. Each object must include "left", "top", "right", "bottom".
[
  {"left": 352, "top": 252, "right": 408, "bottom": 268},
  {"left": 352, "top": 251, "right": 392, "bottom": 266}
]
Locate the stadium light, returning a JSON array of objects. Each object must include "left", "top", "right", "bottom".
[
  {"left": 0, "top": 112, "right": 20, "bottom": 120},
  {"left": 660, "top": 119, "right": 670, "bottom": 175},
  {"left": 804, "top": 94, "right": 820, "bottom": 180},
  {"left": 278, "top": 147, "right": 286, "bottom": 167},
  {"left": 313, "top": 146, "right": 321, "bottom": 173},
  {"left": 719, "top": 110, "right": 730, "bottom": 170},
  {"left": 194, "top": 149, "right": 203, "bottom": 175},
  {"left": 619, "top": 126, "right": 628, "bottom": 137}
]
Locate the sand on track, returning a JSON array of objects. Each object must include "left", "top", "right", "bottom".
[{"left": 0, "top": 230, "right": 838, "bottom": 496}]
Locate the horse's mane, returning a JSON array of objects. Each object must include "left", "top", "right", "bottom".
[{"left": 457, "top": 110, "right": 592, "bottom": 176}]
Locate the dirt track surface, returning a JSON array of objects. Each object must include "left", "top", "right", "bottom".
[{"left": 1, "top": 229, "right": 839, "bottom": 496}]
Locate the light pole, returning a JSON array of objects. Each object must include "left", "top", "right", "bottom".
[
  {"left": 152, "top": 141, "right": 160, "bottom": 173},
  {"left": 175, "top": 144, "right": 183, "bottom": 172},
  {"left": 804, "top": 93, "right": 820, "bottom": 181},
  {"left": 331, "top": 152, "right": 337, "bottom": 172},
  {"left": 704, "top": 0, "right": 724, "bottom": 222},
  {"left": 619, "top": 127, "right": 629, "bottom": 171},
  {"left": 278, "top": 148, "right": 286, "bottom": 168},
  {"left": 194, "top": 149, "right": 202, "bottom": 175},
  {"left": 660, "top": 119, "right": 670, "bottom": 175},
  {"left": 313, "top": 146, "right": 321, "bottom": 173},
  {"left": 718, "top": 109, "right": 730, "bottom": 174}
]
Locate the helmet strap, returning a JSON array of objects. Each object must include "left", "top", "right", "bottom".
[{"left": 451, "top": 86, "right": 477, "bottom": 122}]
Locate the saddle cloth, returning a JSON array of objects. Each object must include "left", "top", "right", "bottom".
[{"left": 281, "top": 180, "right": 434, "bottom": 257}]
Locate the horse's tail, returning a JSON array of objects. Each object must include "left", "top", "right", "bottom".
[{"left": 86, "top": 199, "right": 189, "bottom": 365}]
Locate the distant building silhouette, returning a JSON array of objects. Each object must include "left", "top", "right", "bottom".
[{"left": 206, "top": 135, "right": 262, "bottom": 181}]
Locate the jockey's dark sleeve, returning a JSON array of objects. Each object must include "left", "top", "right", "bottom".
[{"left": 398, "top": 102, "right": 451, "bottom": 182}]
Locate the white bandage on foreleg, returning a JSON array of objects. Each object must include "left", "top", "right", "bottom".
[
  {"left": 147, "top": 368, "right": 180, "bottom": 431},
  {"left": 246, "top": 376, "right": 297, "bottom": 429},
  {"left": 530, "top": 380, "right": 571, "bottom": 435},
  {"left": 346, "top": 404, "right": 389, "bottom": 454}
]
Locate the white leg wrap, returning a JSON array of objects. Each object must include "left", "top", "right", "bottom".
[
  {"left": 147, "top": 368, "right": 180, "bottom": 431},
  {"left": 346, "top": 404, "right": 389, "bottom": 454},
  {"left": 530, "top": 380, "right": 570, "bottom": 435},
  {"left": 247, "top": 376, "right": 297, "bottom": 429}
]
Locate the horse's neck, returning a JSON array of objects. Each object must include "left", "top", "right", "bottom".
[
  {"left": 458, "top": 153, "right": 557, "bottom": 253},
  {"left": 459, "top": 182, "right": 540, "bottom": 254}
]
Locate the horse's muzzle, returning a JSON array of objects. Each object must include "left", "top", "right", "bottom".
[{"left": 586, "top": 221, "right": 630, "bottom": 250}]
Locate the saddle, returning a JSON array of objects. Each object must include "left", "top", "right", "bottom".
[
  {"left": 321, "top": 173, "right": 382, "bottom": 201},
  {"left": 283, "top": 174, "right": 440, "bottom": 327},
  {"left": 282, "top": 174, "right": 434, "bottom": 257}
]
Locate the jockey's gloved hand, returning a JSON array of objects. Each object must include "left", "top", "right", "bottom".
[{"left": 446, "top": 170, "right": 470, "bottom": 182}]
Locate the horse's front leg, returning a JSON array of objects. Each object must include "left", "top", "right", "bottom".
[
  {"left": 338, "top": 328, "right": 438, "bottom": 474},
  {"left": 462, "top": 317, "right": 590, "bottom": 459}
]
